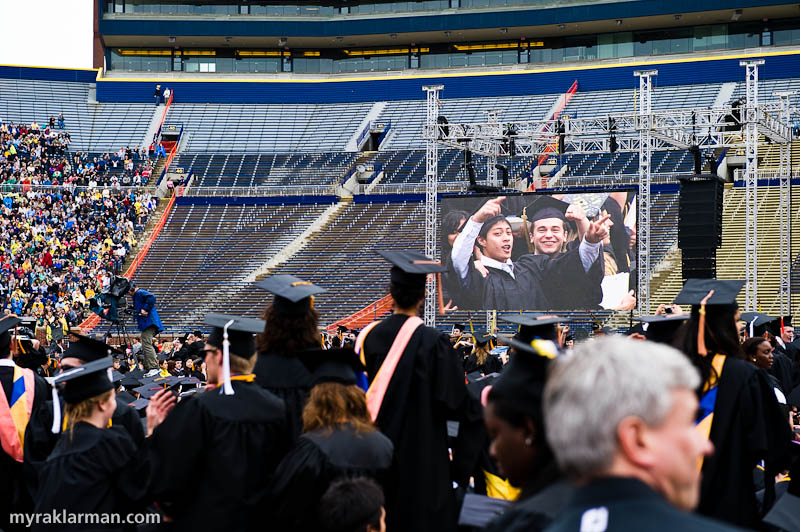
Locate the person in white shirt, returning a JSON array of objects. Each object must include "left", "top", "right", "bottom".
[{"left": 450, "top": 196, "right": 608, "bottom": 310}]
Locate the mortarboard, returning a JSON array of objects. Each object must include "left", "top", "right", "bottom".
[
  {"left": 204, "top": 313, "right": 265, "bottom": 396},
  {"left": 256, "top": 274, "right": 327, "bottom": 315},
  {"left": 46, "top": 357, "right": 115, "bottom": 433},
  {"left": 740, "top": 312, "right": 777, "bottom": 338},
  {"left": 133, "top": 384, "right": 163, "bottom": 399},
  {"left": 0, "top": 315, "right": 22, "bottom": 351},
  {"left": 297, "top": 347, "right": 365, "bottom": 386},
  {"left": 489, "top": 337, "right": 557, "bottom": 416},
  {"left": 453, "top": 323, "right": 466, "bottom": 332},
  {"left": 129, "top": 398, "right": 150, "bottom": 411},
  {"left": 120, "top": 374, "right": 141, "bottom": 388},
  {"left": 473, "top": 332, "right": 493, "bottom": 345},
  {"left": 788, "top": 385, "right": 800, "bottom": 409},
  {"left": 337, "top": 325, "right": 348, "bottom": 334},
  {"left": 762, "top": 454, "right": 800, "bottom": 532},
  {"left": 62, "top": 333, "right": 123, "bottom": 363},
  {"left": 499, "top": 314, "right": 562, "bottom": 343},
  {"left": 673, "top": 279, "right": 744, "bottom": 306},
  {"left": 110, "top": 370, "right": 124, "bottom": 384},
  {"left": 376, "top": 249, "right": 447, "bottom": 289},
  {"left": 525, "top": 196, "right": 577, "bottom": 231},
  {"left": 633, "top": 314, "right": 690, "bottom": 344},
  {"left": 116, "top": 390, "right": 136, "bottom": 405},
  {"left": 458, "top": 493, "right": 511, "bottom": 528}
]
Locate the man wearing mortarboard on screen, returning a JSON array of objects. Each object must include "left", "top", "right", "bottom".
[{"left": 451, "top": 196, "right": 607, "bottom": 311}]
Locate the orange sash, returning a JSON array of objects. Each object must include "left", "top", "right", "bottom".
[
  {"left": 357, "top": 317, "right": 423, "bottom": 422},
  {"left": 0, "top": 365, "right": 35, "bottom": 462}
]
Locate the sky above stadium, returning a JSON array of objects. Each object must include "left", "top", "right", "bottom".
[{"left": 3, "top": 0, "right": 93, "bottom": 69}]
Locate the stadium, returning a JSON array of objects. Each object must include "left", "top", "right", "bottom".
[{"left": 3, "top": 1, "right": 800, "bottom": 531}]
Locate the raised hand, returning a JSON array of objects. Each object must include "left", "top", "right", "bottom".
[
  {"left": 585, "top": 214, "right": 611, "bottom": 244},
  {"left": 472, "top": 196, "right": 506, "bottom": 223}
]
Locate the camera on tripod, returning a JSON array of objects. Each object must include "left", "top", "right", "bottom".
[{"left": 89, "top": 276, "right": 133, "bottom": 323}]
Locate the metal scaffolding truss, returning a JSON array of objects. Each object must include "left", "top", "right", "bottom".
[{"left": 422, "top": 59, "right": 792, "bottom": 325}]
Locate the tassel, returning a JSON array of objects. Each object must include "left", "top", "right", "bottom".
[
  {"left": 749, "top": 316, "right": 757, "bottom": 338},
  {"left": 50, "top": 386, "right": 61, "bottom": 434},
  {"left": 220, "top": 319, "right": 235, "bottom": 396}
]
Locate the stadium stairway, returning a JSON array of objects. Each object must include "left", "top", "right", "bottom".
[{"left": 647, "top": 183, "right": 800, "bottom": 316}]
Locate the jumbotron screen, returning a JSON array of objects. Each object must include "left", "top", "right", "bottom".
[{"left": 439, "top": 190, "right": 637, "bottom": 311}]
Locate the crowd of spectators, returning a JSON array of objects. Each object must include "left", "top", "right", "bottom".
[
  {"left": 0, "top": 119, "right": 157, "bottom": 336},
  {"left": 1, "top": 118, "right": 154, "bottom": 189}
]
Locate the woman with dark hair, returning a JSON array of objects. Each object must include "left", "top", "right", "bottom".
[
  {"left": 440, "top": 209, "right": 471, "bottom": 309},
  {"left": 269, "top": 348, "right": 394, "bottom": 530},
  {"left": 254, "top": 275, "right": 327, "bottom": 442},
  {"left": 481, "top": 336, "right": 571, "bottom": 532},
  {"left": 743, "top": 337, "right": 786, "bottom": 402},
  {"left": 450, "top": 196, "right": 607, "bottom": 311},
  {"left": 671, "top": 279, "right": 791, "bottom": 529}
]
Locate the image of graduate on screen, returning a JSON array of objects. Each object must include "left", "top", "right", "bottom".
[{"left": 440, "top": 191, "right": 637, "bottom": 311}]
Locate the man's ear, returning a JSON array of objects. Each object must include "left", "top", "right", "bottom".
[{"left": 616, "top": 415, "right": 657, "bottom": 469}]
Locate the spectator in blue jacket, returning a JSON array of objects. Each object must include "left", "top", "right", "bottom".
[{"left": 131, "top": 283, "right": 163, "bottom": 372}]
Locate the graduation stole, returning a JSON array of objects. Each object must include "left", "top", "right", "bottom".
[
  {"left": 0, "top": 365, "right": 35, "bottom": 462},
  {"left": 356, "top": 317, "right": 423, "bottom": 422},
  {"left": 694, "top": 301, "right": 725, "bottom": 471}
]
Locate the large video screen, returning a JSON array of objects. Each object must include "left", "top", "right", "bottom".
[{"left": 440, "top": 190, "right": 637, "bottom": 311}]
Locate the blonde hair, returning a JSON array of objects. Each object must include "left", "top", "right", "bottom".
[
  {"left": 64, "top": 389, "right": 113, "bottom": 439},
  {"left": 229, "top": 352, "right": 257, "bottom": 374},
  {"left": 472, "top": 343, "right": 490, "bottom": 367},
  {"left": 302, "top": 382, "right": 375, "bottom": 435}
]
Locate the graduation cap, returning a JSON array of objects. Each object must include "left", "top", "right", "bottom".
[
  {"left": 740, "top": 312, "right": 778, "bottom": 337},
  {"left": 204, "top": 313, "right": 265, "bottom": 396},
  {"left": 116, "top": 390, "right": 136, "bottom": 405},
  {"left": 673, "top": 279, "right": 744, "bottom": 306},
  {"left": 256, "top": 274, "right": 327, "bottom": 315},
  {"left": 458, "top": 493, "right": 511, "bottom": 528},
  {"left": 0, "top": 315, "right": 22, "bottom": 351},
  {"left": 788, "top": 385, "right": 800, "bottom": 409},
  {"left": 762, "top": 455, "right": 800, "bottom": 532},
  {"left": 119, "top": 374, "right": 141, "bottom": 388},
  {"left": 129, "top": 398, "right": 149, "bottom": 412},
  {"left": 499, "top": 314, "right": 562, "bottom": 343},
  {"left": 297, "top": 348, "right": 365, "bottom": 386},
  {"left": 488, "top": 338, "right": 556, "bottom": 416},
  {"left": 452, "top": 323, "right": 466, "bottom": 335},
  {"left": 133, "top": 383, "right": 164, "bottom": 399},
  {"left": 633, "top": 314, "right": 690, "bottom": 344},
  {"left": 526, "top": 195, "right": 569, "bottom": 224},
  {"left": 376, "top": 249, "right": 447, "bottom": 289},
  {"left": 110, "top": 370, "right": 124, "bottom": 385},
  {"left": 46, "top": 357, "right": 115, "bottom": 433},
  {"left": 62, "top": 333, "right": 123, "bottom": 363},
  {"left": 473, "top": 332, "right": 493, "bottom": 345}
]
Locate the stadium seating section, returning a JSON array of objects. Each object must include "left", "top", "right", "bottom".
[{"left": 3, "top": 73, "right": 798, "bottom": 333}]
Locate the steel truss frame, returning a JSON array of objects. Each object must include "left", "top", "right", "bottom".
[{"left": 422, "top": 59, "right": 792, "bottom": 325}]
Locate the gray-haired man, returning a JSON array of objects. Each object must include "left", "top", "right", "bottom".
[{"left": 543, "top": 337, "right": 746, "bottom": 532}]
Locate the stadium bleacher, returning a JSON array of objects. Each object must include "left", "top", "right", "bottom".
[{"left": 0, "top": 78, "right": 153, "bottom": 151}]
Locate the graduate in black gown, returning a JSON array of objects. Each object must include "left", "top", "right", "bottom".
[
  {"left": 356, "top": 250, "right": 483, "bottom": 532},
  {"left": 148, "top": 314, "right": 290, "bottom": 532},
  {"left": 24, "top": 334, "right": 145, "bottom": 500},
  {"left": 481, "top": 328, "right": 572, "bottom": 532},
  {"left": 450, "top": 196, "right": 606, "bottom": 311},
  {"left": 32, "top": 356, "right": 161, "bottom": 532},
  {"left": 253, "top": 275, "right": 327, "bottom": 442},
  {"left": 0, "top": 316, "right": 50, "bottom": 532},
  {"left": 269, "top": 347, "right": 394, "bottom": 530},
  {"left": 672, "top": 279, "right": 793, "bottom": 529},
  {"left": 463, "top": 332, "right": 503, "bottom": 376}
]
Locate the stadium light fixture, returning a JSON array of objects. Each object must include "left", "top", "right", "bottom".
[
  {"left": 558, "top": 24, "right": 565, "bottom": 30},
  {"left": 616, "top": 19, "right": 623, "bottom": 26},
  {"left": 674, "top": 14, "right": 682, "bottom": 21},
  {"left": 278, "top": 37, "right": 288, "bottom": 47},
  {"left": 732, "top": 9, "right": 742, "bottom": 21},
  {"left": 500, "top": 27, "right": 508, "bottom": 34}
]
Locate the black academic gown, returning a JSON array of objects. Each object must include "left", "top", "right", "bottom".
[
  {"left": 698, "top": 357, "right": 792, "bottom": 529},
  {"left": 462, "top": 248, "right": 602, "bottom": 311},
  {"left": 0, "top": 363, "right": 50, "bottom": 532},
  {"left": 32, "top": 422, "right": 149, "bottom": 532},
  {"left": 362, "top": 314, "right": 483, "bottom": 532},
  {"left": 148, "top": 380, "right": 290, "bottom": 532},
  {"left": 483, "top": 480, "right": 573, "bottom": 532},
  {"left": 254, "top": 351, "right": 313, "bottom": 443},
  {"left": 546, "top": 477, "right": 744, "bottom": 532},
  {"left": 463, "top": 353, "right": 503, "bottom": 375},
  {"left": 23, "top": 397, "right": 145, "bottom": 501},
  {"left": 769, "top": 347, "right": 794, "bottom": 395},
  {"left": 269, "top": 423, "right": 395, "bottom": 530}
]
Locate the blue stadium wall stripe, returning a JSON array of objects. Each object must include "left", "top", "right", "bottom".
[
  {"left": 92, "top": 50, "right": 800, "bottom": 103},
  {"left": 98, "top": 0, "right": 795, "bottom": 37}
]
